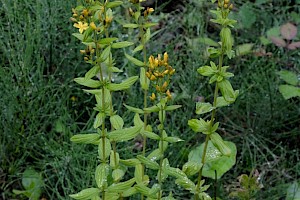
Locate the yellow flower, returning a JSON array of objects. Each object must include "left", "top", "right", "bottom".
[
  {"left": 149, "top": 93, "right": 156, "bottom": 101},
  {"left": 73, "top": 21, "right": 88, "bottom": 34},
  {"left": 166, "top": 89, "right": 172, "bottom": 100},
  {"left": 90, "top": 22, "right": 97, "bottom": 30}
]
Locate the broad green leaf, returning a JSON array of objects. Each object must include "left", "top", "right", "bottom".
[
  {"left": 195, "top": 102, "right": 215, "bottom": 115},
  {"left": 182, "top": 161, "right": 202, "bottom": 176},
  {"left": 149, "top": 184, "right": 160, "bottom": 196},
  {"left": 140, "top": 67, "right": 150, "bottom": 90},
  {"left": 98, "top": 137, "right": 111, "bottom": 161},
  {"left": 112, "top": 41, "right": 134, "bottom": 49},
  {"left": 120, "top": 158, "right": 141, "bottom": 167},
  {"left": 164, "top": 166, "right": 186, "bottom": 179},
  {"left": 69, "top": 188, "right": 101, "bottom": 200},
  {"left": 197, "top": 66, "right": 215, "bottom": 77},
  {"left": 104, "top": 192, "right": 119, "bottom": 200},
  {"left": 107, "top": 178, "right": 136, "bottom": 193},
  {"left": 144, "top": 28, "right": 151, "bottom": 43},
  {"left": 134, "top": 164, "right": 143, "bottom": 184},
  {"left": 94, "top": 112, "right": 105, "bottom": 129},
  {"left": 108, "top": 125, "right": 142, "bottom": 142},
  {"left": 164, "top": 136, "right": 183, "bottom": 143},
  {"left": 216, "top": 96, "right": 231, "bottom": 107},
  {"left": 112, "top": 167, "right": 126, "bottom": 182},
  {"left": 279, "top": 85, "right": 300, "bottom": 99},
  {"left": 71, "top": 133, "right": 100, "bottom": 145},
  {"left": 125, "top": 53, "right": 144, "bottom": 67},
  {"left": 159, "top": 130, "right": 169, "bottom": 152},
  {"left": 110, "top": 151, "right": 120, "bottom": 169},
  {"left": 74, "top": 77, "right": 101, "bottom": 88},
  {"left": 110, "top": 66, "right": 123, "bottom": 73},
  {"left": 277, "top": 70, "right": 299, "bottom": 86},
  {"left": 110, "top": 115, "right": 124, "bottom": 130},
  {"left": 165, "top": 105, "right": 182, "bottom": 111},
  {"left": 210, "top": 132, "right": 231, "bottom": 156},
  {"left": 286, "top": 181, "right": 300, "bottom": 200},
  {"left": 137, "top": 155, "right": 159, "bottom": 170},
  {"left": 107, "top": 76, "right": 139, "bottom": 91},
  {"left": 134, "top": 184, "right": 151, "bottom": 197},
  {"left": 123, "top": 23, "right": 139, "bottom": 28},
  {"left": 218, "top": 79, "right": 236, "bottom": 103},
  {"left": 238, "top": 3, "right": 256, "bottom": 29},
  {"left": 98, "top": 37, "right": 118, "bottom": 44},
  {"left": 106, "top": 1, "right": 123, "bottom": 8},
  {"left": 124, "top": 104, "right": 144, "bottom": 114},
  {"left": 95, "top": 163, "right": 110, "bottom": 189},
  {"left": 189, "top": 141, "right": 237, "bottom": 179},
  {"left": 100, "top": 45, "right": 111, "bottom": 61}
]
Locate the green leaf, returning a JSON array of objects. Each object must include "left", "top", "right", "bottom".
[
  {"left": 98, "top": 37, "right": 118, "bottom": 44},
  {"left": 134, "top": 184, "right": 152, "bottom": 197},
  {"left": 218, "top": 79, "right": 236, "bottom": 103},
  {"left": 112, "top": 41, "right": 134, "bottom": 49},
  {"left": 182, "top": 161, "right": 202, "bottom": 176},
  {"left": 122, "top": 187, "right": 138, "bottom": 197},
  {"left": 195, "top": 102, "right": 215, "bottom": 115},
  {"left": 94, "top": 112, "right": 105, "bottom": 129},
  {"left": 277, "top": 70, "right": 299, "bottom": 86},
  {"left": 74, "top": 77, "right": 101, "bottom": 88},
  {"left": 124, "top": 104, "right": 144, "bottom": 114},
  {"left": 189, "top": 141, "right": 237, "bottom": 179},
  {"left": 238, "top": 3, "right": 256, "bottom": 29},
  {"left": 133, "top": 113, "right": 144, "bottom": 127},
  {"left": 133, "top": 44, "right": 144, "bottom": 53},
  {"left": 147, "top": 149, "right": 162, "bottom": 161},
  {"left": 95, "top": 163, "right": 110, "bottom": 189},
  {"left": 100, "top": 45, "right": 111, "bottom": 61},
  {"left": 110, "top": 151, "right": 120, "bottom": 169},
  {"left": 142, "top": 131, "right": 160, "bottom": 140},
  {"left": 85, "top": 65, "right": 100, "bottom": 80},
  {"left": 106, "top": 1, "right": 123, "bottom": 8},
  {"left": 216, "top": 96, "right": 231, "bottom": 107},
  {"left": 107, "top": 178, "right": 136, "bottom": 193},
  {"left": 123, "top": 23, "right": 139, "bottom": 28},
  {"left": 71, "top": 133, "right": 100, "bottom": 145},
  {"left": 140, "top": 67, "right": 150, "bottom": 90},
  {"left": 112, "top": 167, "right": 126, "bottom": 182},
  {"left": 69, "top": 188, "right": 101, "bottom": 200},
  {"left": 236, "top": 43, "right": 254, "bottom": 56},
  {"left": 164, "top": 136, "right": 183, "bottom": 143},
  {"left": 134, "top": 164, "right": 143, "bottom": 184},
  {"left": 286, "top": 181, "right": 300, "bottom": 200},
  {"left": 175, "top": 177, "right": 196, "bottom": 191},
  {"left": 144, "top": 105, "right": 160, "bottom": 113},
  {"left": 144, "top": 28, "right": 151, "bottom": 43},
  {"left": 108, "top": 125, "right": 142, "bottom": 142},
  {"left": 98, "top": 137, "right": 111, "bottom": 161},
  {"left": 120, "top": 158, "right": 141, "bottom": 167},
  {"left": 18, "top": 168, "right": 43, "bottom": 200},
  {"left": 107, "top": 76, "right": 139, "bottom": 91},
  {"left": 110, "top": 115, "right": 124, "bottom": 130},
  {"left": 188, "top": 118, "right": 211, "bottom": 134},
  {"left": 279, "top": 85, "right": 300, "bottom": 99},
  {"left": 72, "top": 33, "right": 84, "bottom": 41},
  {"left": 197, "top": 65, "right": 216, "bottom": 77},
  {"left": 198, "top": 37, "right": 219, "bottom": 47},
  {"left": 137, "top": 155, "right": 159, "bottom": 170},
  {"left": 143, "top": 22, "right": 158, "bottom": 28},
  {"left": 125, "top": 53, "right": 144, "bottom": 67},
  {"left": 165, "top": 105, "right": 182, "bottom": 111},
  {"left": 210, "top": 132, "right": 231, "bottom": 156}
]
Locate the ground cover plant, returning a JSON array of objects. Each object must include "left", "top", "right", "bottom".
[{"left": 0, "top": 0, "right": 299, "bottom": 199}]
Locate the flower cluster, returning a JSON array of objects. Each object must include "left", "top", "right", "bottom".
[
  {"left": 218, "top": 0, "right": 233, "bottom": 9},
  {"left": 146, "top": 52, "right": 175, "bottom": 101}
]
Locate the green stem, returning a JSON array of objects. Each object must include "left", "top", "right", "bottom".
[
  {"left": 195, "top": 47, "right": 224, "bottom": 200},
  {"left": 158, "top": 101, "right": 164, "bottom": 200}
]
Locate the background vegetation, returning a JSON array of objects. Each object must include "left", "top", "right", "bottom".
[{"left": 0, "top": 0, "right": 299, "bottom": 199}]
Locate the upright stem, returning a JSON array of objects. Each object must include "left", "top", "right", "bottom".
[
  {"left": 158, "top": 101, "right": 164, "bottom": 200},
  {"left": 195, "top": 50, "right": 224, "bottom": 200}
]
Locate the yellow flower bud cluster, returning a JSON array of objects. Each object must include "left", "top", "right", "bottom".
[
  {"left": 218, "top": 0, "right": 233, "bottom": 10},
  {"left": 146, "top": 52, "right": 175, "bottom": 101},
  {"left": 144, "top": 7, "right": 154, "bottom": 17},
  {"left": 80, "top": 45, "right": 95, "bottom": 61}
]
